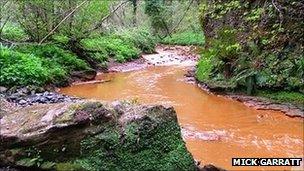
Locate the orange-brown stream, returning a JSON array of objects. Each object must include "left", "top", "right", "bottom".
[{"left": 60, "top": 66, "right": 304, "bottom": 170}]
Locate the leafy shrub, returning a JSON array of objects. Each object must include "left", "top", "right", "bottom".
[
  {"left": 196, "top": 28, "right": 240, "bottom": 82},
  {"left": 196, "top": 50, "right": 215, "bottom": 81},
  {"left": 1, "top": 23, "right": 28, "bottom": 41},
  {"left": 82, "top": 36, "right": 140, "bottom": 63},
  {"left": 116, "top": 28, "right": 157, "bottom": 54},
  {"left": 40, "top": 58, "right": 69, "bottom": 86},
  {"left": 196, "top": 24, "right": 304, "bottom": 94},
  {"left": 0, "top": 47, "right": 49, "bottom": 86},
  {"left": 198, "top": 0, "right": 304, "bottom": 95},
  {"left": 161, "top": 31, "right": 205, "bottom": 46},
  {"left": 16, "top": 44, "right": 90, "bottom": 72},
  {"left": 80, "top": 38, "right": 109, "bottom": 63},
  {"left": 257, "top": 90, "right": 304, "bottom": 107},
  {"left": 255, "top": 51, "right": 304, "bottom": 90}
]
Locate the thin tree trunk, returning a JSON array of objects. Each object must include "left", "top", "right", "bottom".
[
  {"left": 39, "top": 0, "right": 88, "bottom": 45},
  {"left": 131, "top": 0, "right": 137, "bottom": 26}
]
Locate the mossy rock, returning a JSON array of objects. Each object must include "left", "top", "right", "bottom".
[{"left": 0, "top": 101, "right": 195, "bottom": 171}]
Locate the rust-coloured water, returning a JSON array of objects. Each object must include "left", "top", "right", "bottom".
[{"left": 60, "top": 66, "right": 304, "bottom": 170}]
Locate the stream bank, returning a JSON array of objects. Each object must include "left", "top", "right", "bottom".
[
  {"left": 59, "top": 45, "right": 303, "bottom": 170},
  {"left": 186, "top": 68, "right": 304, "bottom": 118},
  {"left": 108, "top": 45, "right": 303, "bottom": 118}
]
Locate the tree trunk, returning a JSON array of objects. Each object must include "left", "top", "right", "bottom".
[
  {"left": 67, "top": 38, "right": 100, "bottom": 70},
  {"left": 246, "top": 75, "right": 256, "bottom": 95},
  {"left": 131, "top": 0, "right": 137, "bottom": 26}
]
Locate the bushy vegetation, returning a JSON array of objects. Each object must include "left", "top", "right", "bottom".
[
  {"left": 16, "top": 45, "right": 90, "bottom": 72},
  {"left": 82, "top": 36, "right": 140, "bottom": 63},
  {"left": 196, "top": 1, "right": 304, "bottom": 98},
  {"left": 1, "top": 23, "right": 28, "bottom": 41},
  {"left": 161, "top": 31, "right": 205, "bottom": 46},
  {"left": 116, "top": 28, "right": 157, "bottom": 54},
  {"left": 82, "top": 28, "right": 157, "bottom": 63},
  {"left": 0, "top": 45, "right": 93, "bottom": 87},
  {"left": 0, "top": 46, "right": 49, "bottom": 86},
  {"left": 257, "top": 90, "right": 304, "bottom": 107}
]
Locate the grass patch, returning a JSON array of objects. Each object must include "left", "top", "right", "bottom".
[
  {"left": 161, "top": 31, "right": 204, "bottom": 46},
  {"left": 257, "top": 90, "right": 304, "bottom": 107}
]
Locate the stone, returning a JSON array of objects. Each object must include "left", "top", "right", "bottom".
[
  {"left": 18, "top": 100, "right": 27, "bottom": 105},
  {"left": 0, "top": 86, "right": 7, "bottom": 93},
  {"left": 0, "top": 101, "right": 196, "bottom": 171}
]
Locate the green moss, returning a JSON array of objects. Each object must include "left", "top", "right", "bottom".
[
  {"left": 74, "top": 111, "right": 195, "bottom": 171},
  {"left": 257, "top": 90, "right": 304, "bottom": 107}
]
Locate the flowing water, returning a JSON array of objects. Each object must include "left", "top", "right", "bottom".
[{"left": 60, "top": 64, "right": 303, "bottom": 170}]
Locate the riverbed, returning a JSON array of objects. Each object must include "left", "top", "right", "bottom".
[{"left": 60, "top": 47, "right": 304, "bottom": 170}]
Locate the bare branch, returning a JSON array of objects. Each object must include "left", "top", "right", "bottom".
[
  {"left": 84, "top": 1, "right": 128, "bottom": 35},
  {"left": 170, "top": 0, "right": 194, "bottom": 34},
  {"left": 272, "top": 0, "right": 283, "bottom": 25},
  {"left": 39, "top": 0, "right": 88, "bottom": 45}
]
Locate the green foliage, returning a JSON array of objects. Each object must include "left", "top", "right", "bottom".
[
  {"left": 144, "top": 0, "right": 169, "bottom": 36},
  {"left": 161, "top": 31, "right": 205, "bottom": 46},
  {"left": 14, "top": 0, "right": 110, "bottom": 42},
  {"left": 116, "top": 28, "right": 157, "bottom": 53},
  {"left": 257, "top": 90, "right": 304, "bottom": 107},
  {"left": 16, "top": 44, "right": 90, "bottom": 72},
  {"left": 82, "top": 36, "right": 140, "bottom": 63},
  {"left": 198, "top": 0, "right": 304, "bottom": 94},
  {"left": 0, "top": 46, "right": 49, "bottom": 86},
  {"left": 196, "top": 50, "right": 214, "bottom": 81},
  {"left": 196, "top": 28, "right": 241, "bottom": 82},
  {"left": 15, "top": 44, "right": 94, "bottom": 86},
  {"left": 0, "top": 44, "right": 95, "bottom": 87},
  {"left": 1, "top": 23, "right": 28, "bottom": 41}
]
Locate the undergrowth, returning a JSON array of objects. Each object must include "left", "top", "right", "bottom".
[{"left": 161, "top": 31, "right": 205, "bottom": 46}]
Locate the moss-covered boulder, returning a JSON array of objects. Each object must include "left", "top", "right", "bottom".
[{"left": 0, "top": 101, "right": 195, "bottom": 171}]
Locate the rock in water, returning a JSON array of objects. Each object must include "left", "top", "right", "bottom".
[{"left": 0, "top": 101, "right": 196, "bottom": 171}]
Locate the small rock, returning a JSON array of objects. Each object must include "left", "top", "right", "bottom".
[
  {"left": 19, "top": 100, "right": 27, "bottom": 105},
  {"left": 38, "top": 97, "right": 48, "bottom": 103},
  {"left": 0, "top": 86, "right": 7, "bottom": 93}
]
